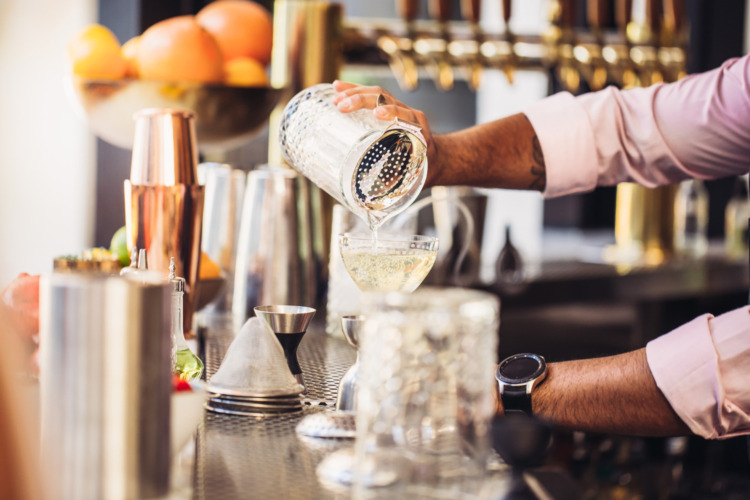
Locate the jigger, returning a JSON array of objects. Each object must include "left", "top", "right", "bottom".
[
  {"left": 336, "top": 315, "right": 362, "bottom": 411},
  {"left": 254, "top": 305, "right": 316, "bottom": 387}
]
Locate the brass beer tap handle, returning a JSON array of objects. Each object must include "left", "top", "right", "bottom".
[
  {"left": 427, "top": 0, "right": 455, "bottom": 90},
  {"left": 615, "top": 0, "right": 638, "bottom": 87},
  {"left": 616, "top": 0, "right": 633, "bottom": 29},
  {"left": 660, "top": 0, "right": 687, "bottom": 80},
  {"left": 460, "top": 0, "right": 483, "bottom": 89},
  {"left": 582, "top": 0, "right": 609, "bottom": 90},
  {"left": 461, "top": 0, "right": 481, "bottom": 23},
  {"left": 429, "top": 0, "right": 454, "bottom": 23},
  {"left": 556, "top": 0, "right": 580, "bottom": 93},
  {"left": 499, "top": 0, "right": 516, "bottom": 84},
  {"left": 397, "top": 0, "right": 420, "bottom": 22},
  {"left": 382, "top": 0, "right": 420, "bottom": 91},
  {"left": 558, "top": 0, "right": 576, "bottom": 31},
  {"left": 645, "top": 0, "right": 662, "bottom": 36},
  {"left": 630, "top": 0, "right": 663, "bottom": 85},
  {"left": 586, "top": 0, "right": 609, "bottom": 33}
]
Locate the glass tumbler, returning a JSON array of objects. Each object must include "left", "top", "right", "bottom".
[
  {"left": 279, "top": 83, "right": 428, "bottom": 229},
  {"left": 355, "top": 287, "right": 500, "bottom": 497}
]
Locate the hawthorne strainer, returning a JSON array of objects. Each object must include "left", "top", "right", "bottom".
[{"left": 279, "top": 83, "right": 428, "bottom": 229}]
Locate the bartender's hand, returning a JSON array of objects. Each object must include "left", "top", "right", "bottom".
[
  {"left": 1, "top": 273, "right": 40, "bottom": 338},
  {"left": 332, "top": 80, "right": 549, "bottom": 192},
  {"left": 332, "top": 81, "right": 440, "bottom": 186},
  {"left": 1, "top": 273, "right": 40, "bottom": 374}
]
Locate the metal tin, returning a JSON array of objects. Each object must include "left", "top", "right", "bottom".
[{"left": 39, "top": 272, "right": 171, "bottom": 500}]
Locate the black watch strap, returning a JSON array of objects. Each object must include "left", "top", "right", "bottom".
[{"left": 501, "top": 389, "right": 533, "bottom": 416}]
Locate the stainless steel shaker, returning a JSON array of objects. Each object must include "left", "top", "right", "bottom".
[
  {"left": 124, "top": 108, "right": 204, "bottom": 335},
  {"left": 198, "top": 162, "right": 246, "bottom": 311},
  {"left": 232, "top": 165, "right": 316, "bottom": 321},
  {"left": 39, "top": 272, "right": 172, "bottom": 500}
]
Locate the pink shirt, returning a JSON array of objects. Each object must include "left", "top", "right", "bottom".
[{"left": 524, "top": 55, "right": 750, "bottom": 439}]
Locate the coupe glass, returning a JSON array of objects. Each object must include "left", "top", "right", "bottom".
[{"left": 338, "top": 233, "right": 439, "bottom": 293}]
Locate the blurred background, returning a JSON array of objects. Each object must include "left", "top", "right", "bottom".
[{"left": 1, "top": 0, "right": 748, "bottom": 284}]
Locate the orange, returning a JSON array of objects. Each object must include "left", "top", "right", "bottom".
[
  {"left": 224, "top": 57, "right": 268, "bottom": 86},
  {"left": 121, "top": 36, "right": 140, "bottom": 78},
  {"left": 136, "top": 16, "right": 224, "bottom": 83},
  {"left": 68, "top": 24, "right": 128, "bottom": 79},
  {"left": 199, "top": 252, "right": 222, "bottom": 279},
  {"left": 196, "top": 0, "right": 273, "bottom": 65}
]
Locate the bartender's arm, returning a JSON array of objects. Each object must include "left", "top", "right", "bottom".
[
  {"left": 333, "top": 55, "right": 750, "bottom": 439},
  {"left": 333, "top": 82, "right": 546, "bottom": 191},
  {"left": 502, "top": 349, "right": 690, "bottom": 436},
  {"left": 334, "top": 54, "right": 750, "bottom": 196}
]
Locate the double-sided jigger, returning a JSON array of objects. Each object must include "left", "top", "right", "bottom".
[
  {"left": 205, "top": 304, "right": 315, "bottom": 416},
  {"left": 296, "top": 315, "right": 362, "bottom": 439},
  {"left": 254, "top": 305, "right": 316, "bottom": 388}
]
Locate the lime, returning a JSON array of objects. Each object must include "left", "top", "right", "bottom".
[{"left": 109, "top": 226, "right": 130, "bottom": 267}]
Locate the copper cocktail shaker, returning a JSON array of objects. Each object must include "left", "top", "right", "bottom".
[{"left": 125, "top": 109, "right": 204, "bottom": 335}]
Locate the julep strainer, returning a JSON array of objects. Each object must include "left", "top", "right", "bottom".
[{"left": 279, "top": 84, "right": 428, "bottom": 229}]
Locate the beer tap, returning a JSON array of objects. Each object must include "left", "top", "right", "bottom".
[
  {"left": 427, "top": 0, "right": 455, "bottom": 91},
  {"left": 556, "top": 0, "right": 580, "bottom": 93},
  {"left": 606, "top": 0, "right": 638, "bottom": 88},
  {"left": 499, "top": 0, "right": 516, "bottom": 84},
  {"left": 628, "top": 0, "right": 663, "bottom": 85},
  {"left": 542, "top": 0, "right": 563, "bottom": 67},
  {"left": 378, "top": 0, "right": 420, "bottom": 91},
  {"left": 458, "top": 0, "right": 483, "bottom": 90},
  {"left": 659, "top": 0, "right": 687, "bottom": 81},
  {"left": 579, "top": 0, "right": 609, "bottom": 90}
]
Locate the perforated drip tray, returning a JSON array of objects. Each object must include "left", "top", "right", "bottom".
[{"left": 195, "top": 327, "right": 357, "bottom": 499}]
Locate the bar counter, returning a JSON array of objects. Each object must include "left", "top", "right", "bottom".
[{"left": 194, "top": 319, "right": 358, "bottom": 500}]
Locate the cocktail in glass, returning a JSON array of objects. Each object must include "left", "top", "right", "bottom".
[{"left": 338, "top": 233, "right": 439, "bottom": 293}]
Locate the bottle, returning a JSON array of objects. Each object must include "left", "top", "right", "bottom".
[
  {"left": 496, "top": 225, "right": 524, "bottom": 285},
  {"left": 119, "top": 247, "right": 139, "bottom": 276},
  {"left": 674, "top": 179, "right": 709, "bottom": 258},
  {"left": 724, "top": 174, "right": 750, "bottom": 259},
  {"left": 169, "top": 257, "right": 204, "bottom": 381}
]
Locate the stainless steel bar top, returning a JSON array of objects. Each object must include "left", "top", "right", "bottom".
[{"left": 194, "top": 321, "right": 356, "bottom": 500}]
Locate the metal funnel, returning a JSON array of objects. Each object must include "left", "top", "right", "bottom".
[{"left": 254, "top": 305, "right": 316, "bottom": 334}]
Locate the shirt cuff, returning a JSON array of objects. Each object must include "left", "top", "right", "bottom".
[
  {"left": 523, "top": 92, "right": 600, "bottom": 199},
  {"left": 646, "top": 309, "right": 750, "bottom": 439}
]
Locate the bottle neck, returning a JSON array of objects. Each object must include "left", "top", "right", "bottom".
[{"left": 171, "top": 290, "right": 189, "bottom": 350}]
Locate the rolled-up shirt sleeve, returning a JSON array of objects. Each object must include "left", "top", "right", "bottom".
[
  {"left": 524, "top": 56, "right": 750, "bottom": 437},
  {"left": 524, "top": 55, "right": 750, "bottom": 199},
  {"left": 646, "top": 307, "right": 750, "bottom": 439}
]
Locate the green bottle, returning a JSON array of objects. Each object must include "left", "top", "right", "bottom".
[{"left": 169, "top": 257, "right": 204, "bottom": 381}]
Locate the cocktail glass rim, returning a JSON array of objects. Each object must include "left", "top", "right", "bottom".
[{"left": 338, "top": 232, "right": 439, "bottom": 248}]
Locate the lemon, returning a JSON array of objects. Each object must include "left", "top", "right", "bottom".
[{"left": 68, "top": 24, "right": 128, "bottom": 79}]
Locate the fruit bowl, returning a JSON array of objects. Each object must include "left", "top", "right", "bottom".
[
  {"left": 67, "top": 77, "right": 285, "bottom": 153},
  {"left": 195, "top": 276, "right": 226, "bottom": 310}
]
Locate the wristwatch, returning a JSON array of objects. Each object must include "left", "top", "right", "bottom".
[{"left": 495, "top": 353, "right": 548, "bottom": 417}]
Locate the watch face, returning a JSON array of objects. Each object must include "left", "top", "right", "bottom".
[{"left": 497, "top": 353, "right": 546, "bottom": 383}]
